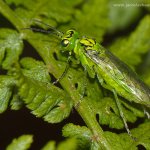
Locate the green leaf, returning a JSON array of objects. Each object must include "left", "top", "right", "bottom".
[
  {"left": 63, "top": 123, "right": 128, "bottom": 150},
  {"left": 41, "top": 138, "right": 77, "bottom": 150},
  {"left": 57, "top": 138, "right": 77, "bottom": 150},
  {"left": 140, "top": 52, "right": 150, "bottom": 87},
  {"left": 4, "top": 0, "right": 109, "bottom": 42},
  {"left": 4, "top": 0, "right": 85, "bottom": 30},
  {"left": 87, "top": 95, "right": 144, "bottom": 129},
  {"left": 18, "top": 58, "right": 73, "bottom": 123},
  {"left": 20, "top": 57, "right": 51, "bottom": 83},
  {"left": 90, "top": 97, "right": 124, "bottom": 129},
  {"left": 10, "top": 93, "right": 24, "bottom": 110},
  {"left": 63, "top": 123, "right": 91, "bottom": 150},
  {"left": 63, "top": 123, "right": 127, "bottom": 150},
  {"left": 41, "top": 141, "right": 56, "bottom": 150},
  {"left": 69, "top": 0, "right": 109, "bottom": 42},
  {"left": 0, "top": 28, "right": 23, "bottom": 69},
  {"left": 119, "top": 122, "right": 150, "bottom": 149},
  {"left": 0, "top": 75, "right": 16, "bottom": 113},
  {"left": 6, "top": 135, "right": 33, "bottom": 150},
  {"left": 63, "top": 122, "right": 150, "bottom": 150},
  {"left": 143, "top": 71, "right": 150, "bottom": 87},
  {"left": 109, "top": 15, "right": 150, "bottom": 68}
]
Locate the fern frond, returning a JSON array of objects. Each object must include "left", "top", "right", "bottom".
[
  {"left": 88, "top": 97, "right": 144, "bottom": 129},
  {"left": 0, "top": 28, "right": 23, "bottom": 70},
  {"left": 6, "top": 135, "right": 33, "bottom": 150},
  {"left": 18, "top": 57, "right": 73, "bottom": 123},
  {"left": 63, "top": 122, "right": 150, "bottom": 150},
  {"left": 109, "top": 15, "right": 150, "bottom": 68},
  {"left": 0, "top": 75, "right": 16, "bottom": 113}
]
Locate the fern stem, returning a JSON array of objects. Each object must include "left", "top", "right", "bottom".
[{"left": 74, "top": 95, "right": 112, "bottom": 150}]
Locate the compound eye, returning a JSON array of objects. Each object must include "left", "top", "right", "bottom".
[{"left": 61, "top": 39, "right": 69, "bottom": 47}]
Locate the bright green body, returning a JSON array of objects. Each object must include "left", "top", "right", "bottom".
[{"left": 61, "top": 30, "right": 150, "bottom": 108}]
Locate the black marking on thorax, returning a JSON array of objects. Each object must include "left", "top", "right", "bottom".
[{"left": 66, "top": 30, "right": 74, "bottom": 38}]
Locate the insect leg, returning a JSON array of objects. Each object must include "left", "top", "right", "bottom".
[
  {"left": 52, "top": 56, "right": 71, "bottom": 85},
  {"left": 97, "top": 74, "right": 136, "bottom": 140},
  {"left": 112, "top": 89, "right": 137, "bottom": 140}
]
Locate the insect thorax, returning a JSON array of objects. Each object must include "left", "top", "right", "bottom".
[{"left": 80, "top": 38, "right": 96, "bottom": 48}]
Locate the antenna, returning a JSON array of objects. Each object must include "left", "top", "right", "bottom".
[
  {"left": 22, "top": 27, "right": 51, "bottom": 33},
  {"left": 22, "top": 19, "right": 64, "bottom": 38},
  {"left": 32, "top": 19, "right": 63, "bottom": 38}
]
